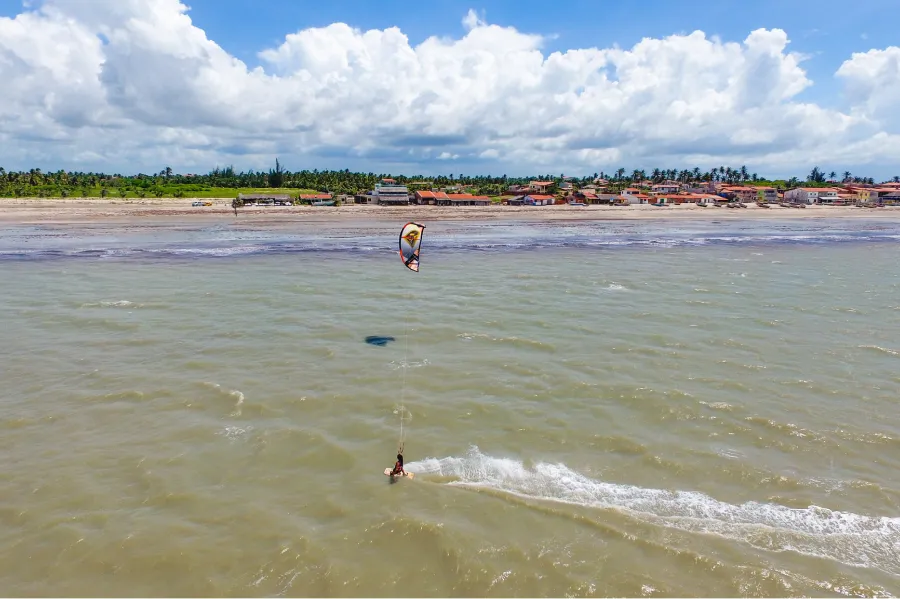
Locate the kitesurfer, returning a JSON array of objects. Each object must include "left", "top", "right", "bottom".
[{"left": 390, "top": 452, "right": 405, "bottom": 477}]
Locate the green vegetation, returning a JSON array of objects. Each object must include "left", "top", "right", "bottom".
[{"left": 0, "top": 160, "right": 895, "bottom": 199}]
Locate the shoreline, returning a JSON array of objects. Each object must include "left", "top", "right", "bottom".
[{"left": 1, "top": 197, "right": 898, "bottom": 226}]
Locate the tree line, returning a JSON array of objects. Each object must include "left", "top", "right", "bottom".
[{"left": 0, "top": 161, "right": 895, "bottom": 198}]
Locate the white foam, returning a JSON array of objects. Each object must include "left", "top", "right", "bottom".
[
  {"left": 408, "top": 447, "right": 900, "bottom": 576},
  {"left": 217, "top": 425, "right": 253, "bottom": 442},
  {"left": 859, "top": 345, "right": 900, "bottom": 357},
  {"left": 203, "top": 382, "right": 246, "bottom": 416},
  {"left": 81, "top": 300, "right": 143, "bottom": 308},
  {"left": 389, "top": 358, "right": 429, "bottom": 370}
]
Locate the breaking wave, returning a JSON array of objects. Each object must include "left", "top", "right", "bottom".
[{"left": 408, "top": 447, "right": 900, "bottom": 577}]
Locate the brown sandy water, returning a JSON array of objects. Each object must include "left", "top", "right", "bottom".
[{"left": 0, "top": 217, "right": 898, "bottom": 597}]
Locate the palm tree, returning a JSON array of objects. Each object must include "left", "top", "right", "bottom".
[
  {"left": 843, "top": 171, "right": 852, "bottom": 182},
  {"left": 828, "top": 171, "right": 837, "bottom": 181},
  {"left": 808, "top": 167, "right": 825, "bottom": 183}
]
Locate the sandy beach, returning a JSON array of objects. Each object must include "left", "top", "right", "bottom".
[{"left": 2, "top": 197, "right": 898, "bottom": 226}]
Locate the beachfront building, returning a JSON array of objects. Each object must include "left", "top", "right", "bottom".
[
  {"left": 651, "top": 184, "right": 680, "bottom": 195},
  {"left": 615, "top": 193, "right": 651, "bottom": 205},
  {"left": 784, "top": 187, "right": 839, "bottom": 205},
  {"left": 718, "top": 186, "right": 759, "bottom": 203},
  {"left": 445, "top": 194, "right": 491, "bottom": 206},
  {"left": 882, "top": 192, "right": 900, "bottom": 206},
  {"left": 653, "top": 193, "right": 707, "bottom": 205},
  {"left": 565, "top": 191, "right": 603, "bottom": 205},
  {"left": 756, "top": 187, "right": 777, "bottom": 203},
  {"left": 356, "top": 179, "right": 411, "bottom": 205},
  {"left": 566, "top": 191, "right": 623, "bottom": 205},
  {"left": 297, "top": 193, "right": 335, "bottom": 206},
  {"left": 834, "top": 192, "right": 858, "bottom": 205},
  {"left": 414, "top": 191, "right": 491, "bottom": 206},
  {"left": 529, "top": 181, "right": 554, "bottom": 193},
  {"left": 855, "top": 187, "right": 899, "bottom": 205},
  {"left": 414, "top": 190, "right": 449, "bottom": 205},
  {"left": 628, "top": 192, "right": 653, "bottom": 204}
]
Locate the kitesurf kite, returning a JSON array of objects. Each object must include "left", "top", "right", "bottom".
[
  {"left": 384, "top": 222, "right": 425, "bottom": 481},
  {"left": 399, "top": 222, "right": 425, "bottom": 272}
]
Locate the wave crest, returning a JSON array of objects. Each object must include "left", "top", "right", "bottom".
[{"left": 408, "top": 447, "right": 900, "bottom": 576}]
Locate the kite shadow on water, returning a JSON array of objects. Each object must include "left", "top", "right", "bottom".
[{"left": 365, "top": 335, "right": 396, "bottom": 347}]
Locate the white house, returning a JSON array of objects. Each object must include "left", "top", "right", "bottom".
[{"left": 784, "top": 187, "right": 839, "bottom": 205}]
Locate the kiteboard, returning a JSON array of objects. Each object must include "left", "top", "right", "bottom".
[{"left": 384, "top": 467, "right": 415, "bottom": 480}]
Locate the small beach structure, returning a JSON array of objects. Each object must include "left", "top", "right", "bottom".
[
  {"left": 414, "top": 191, "right": 490, "bottom": 206},
  {"left": 414, "top": 191, "right": 449, "bottom": 205},
  {"left": 237, "top": 193, "right": 292, "bottom": 206},
  {"left": 507, "top": 194, "right": 555, "bottom": 206},
  {"left": 298, "top": 193, "right": 335, "bottom": 206},
  {"left": 445, "top": 194, "right": 490, "bottom": 206}
]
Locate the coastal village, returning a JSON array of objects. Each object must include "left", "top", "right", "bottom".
[{"left": 236, "top": 177, "right": 900, "bottom": 209}]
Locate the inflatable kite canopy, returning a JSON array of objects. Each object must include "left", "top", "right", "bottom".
[{"left": 398, "top": 222, "right": 425, "bottom": 272}]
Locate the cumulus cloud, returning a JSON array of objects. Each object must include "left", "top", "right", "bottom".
[
  {"left": 836, "top": 47, "right": 900, "bottom": 128},
  {"left": 0, "top": 0, "right": 898, "bottom": 175}
]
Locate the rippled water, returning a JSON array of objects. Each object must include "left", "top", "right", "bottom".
[{"left": 1, "top": 218, "right": 898, "bottom": 597}]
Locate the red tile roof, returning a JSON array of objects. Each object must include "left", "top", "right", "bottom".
[
  {"left": 416, "top": 190, "right": 449, "bottom": 199},
  {"left": 446, "top": 193, "right": 490, "bottom": 200},
  {"left": 527, "top": 194, "right": 555, "bottom": 200}
]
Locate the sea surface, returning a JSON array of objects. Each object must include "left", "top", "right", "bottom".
[{"left": 1, "top": 217, "right": 899, "bottom": 597}]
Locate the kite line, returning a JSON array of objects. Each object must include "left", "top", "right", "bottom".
[{"left": 396, "top": 222, "right": 425, "bottom": 453}]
